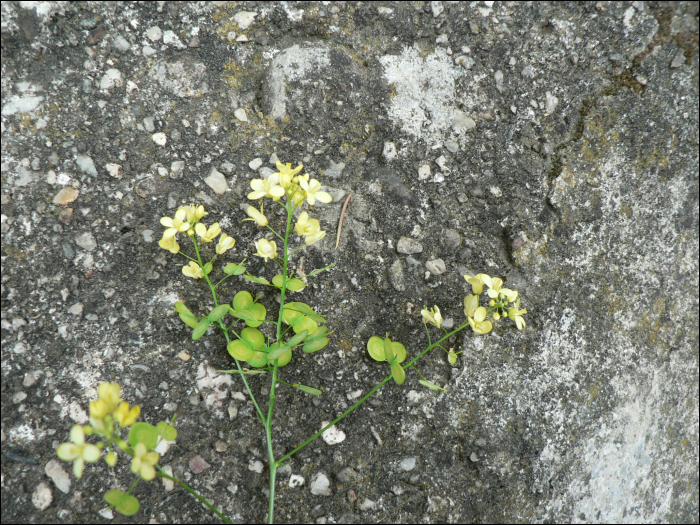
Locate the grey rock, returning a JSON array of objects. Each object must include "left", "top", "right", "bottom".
[
  {"left": 324, "top": 160, "right": 346, "bottom": 179},
  {"left": 74, "top": 232, "right": 96, "bottom": 251},
  {"left": 400, "top": 457, "right": 416, "bottom": 471},
  {"left": 425, "top": 258, "right": 446, "bottom": 275},
  {"left": 262, "top": 44, "right": 365, "bottom": 122},
  {"left": 310, "top": 472, "right": 332, "bottom": 496},
  {"left": 204, "top": 168, "right": 228, "bottom": 194},
  {"left": 152, "top": 56, "right": 209, "bottom": 98},
  {"left": 397, "top": 237, "right": 423, "bottom": 255},
  {"left": 76, "top": 155, "right": 98, "bottom": 177},
  {"left": 336, "top": 467, "right": 357, "bottom": 483},
  {"left": 388, "top": 259, "right": 406, "bottom": 291},
  {"left": 444, "top": 229, "right": 461, "bottom": 250}
]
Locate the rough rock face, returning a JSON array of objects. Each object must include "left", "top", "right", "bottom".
[
  {"left": 262, "top": 44, "right": 367, "bottom": 122},
  {"left": 1, "top": 2, "right": 697, "bottom": 524}
]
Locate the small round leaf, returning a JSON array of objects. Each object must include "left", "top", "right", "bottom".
[{"left": 367, "top": 336, "right": 386, "bottom": 361}]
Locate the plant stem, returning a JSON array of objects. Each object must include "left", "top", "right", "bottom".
[
  {"left": 275, "top": 322, "right": 469, "bottom": 466},
  {"left": 266, "top": 201, "right": 294, "bottom": 524},
  {"left": 157, "top": 469, "right": 232, "bottom": 524}
]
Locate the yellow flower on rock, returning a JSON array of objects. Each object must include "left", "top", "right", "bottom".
[
  {"left": 275, "top": 161, "right": 303, "bottom": 188},
  {"left": 486, "top": 277, "right": 505, "bottom": 299},
  {"left": 160, "top": 209, "right": 190, "bottom": 239},
  {"left": 304, "top": 230, "right": 326, "bottom": 245},
  {"left": 299, "top": 178, "right": 332, "bottom": 205},
  {"left": 158, "top": 234, "right": 180, "bottom": 254},
  {"left": 244, "top": 205, "right": 268, "bottom": 227},
  {"left": 294, "top": 211, "right": 321, "bottom": 237},
  {"left": 294, "top": 212, "right": 326, "bottom": 245},
  {"left": 216, "top": 233, "right": 235, "bottom": 254},
  {"left": 114, "top": 401, "right": 140, "bottom": 428},
  {"left": 464, "top": 294, "right": 492, "bottom": 334},
  {"left": 508, "top": 298, "right": 527, "bottom": 330},
  {"left": 464, "top": 273, "right": 491, "bottom": 295},
  {"left": 255, "top": 238, "right": 278, "bottom": 262},
  {"left": 248, "top": 174, "right": 285, "bottom": 201},
  {"left": 56, "top": 424, "right": 101, "bottom": 479},
  {"left": 130, "top": 442, "right": 159, "bottom": 481},
  {"left": 195, "top": 222, "right": 221, "bottom": 243},
  {"left": 180, "top": 204, "right": 207, "bottom": 223},
  {"left": 421, "top": 305, "right": 443, "bottom": 328},
  {"left": 90, "top": 382, "right": 123, "bottom": 419},
  {"left": 182, "top": 261, "right": 204, "bottom": 279}
]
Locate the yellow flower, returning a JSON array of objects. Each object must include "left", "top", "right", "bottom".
[
  {"left": 216, "top": 233, "right": 235, "bottom": 254},
  {"left": 56, "top": 425, "right": 101, "bottom": 479},
  {"left": 105, "top": 451, "right": 118, "bottom": 467},
  {"left": 294, "top": 211, "right": 320, "bottom": 236},
  {"left": 248, "top": 174, "right": 285, "bottom": 201},
  {"left": 486, "top": 277, "right": 505, "bottom": 299},
  {"left": 182, "top": 261, "right": 204, "bottom": 279},
  {"left": 90, "top": 382, "right": 123, "bottom": 419},
  {"left": 299, "top": 178, "right": 332, "bottom": 205},
  {"left": 464, "top": 295, "right": 492, "bottom": 334},
  {"left": 304, "top": 230, "right": 326, "bottom": 245},
  {"left": 158, "top": 234, "right": 180, "bottom": 254},
  {"left": 114, "top": 401, "right": 140, "bottom": 427},
  {"left": 130, "top": 442, "right": 159, "bottom": 481},
  {"left": 179, "top": 204, "right": 207, "bottom": 223},
  {"left": 421, "top": 305, "right": 443, "bottom": 328},
  {"left": 195, "top": 222, "right": 221, "bottom": 242},
  {"left": 464, "top": 273, "right": 491, "bottom": 295},
  {"left": 507, "top": 298, "right": 527, "bottom": 330},
  {"left": 255, "top": 238, "right": 278, "bottom": 262},
  {"left": 160, "top": 208, "right": 190, "bottom": 239},
  {"left": 276, "top": 161, "right": 303, "bottom": 188},
  {"left": 244, "top": 205, "right": 268, "bottom": 227}
]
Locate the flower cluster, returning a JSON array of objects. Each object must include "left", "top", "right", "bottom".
[
  {"left": 246, "top": 161, "right": 331, "bottom": 256},
  {"left": 57, "top": 382, "right": 156, "bottom": 479},
  {"left": 463, "top": 273, "right": 526, "bottom": 333},
  {"left": 159, "top": 204, "right": 236, "bottom": 279}
]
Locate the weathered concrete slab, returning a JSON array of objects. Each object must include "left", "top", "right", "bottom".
[{"left": 1, "top": 2, "right": 697, "bottom": 523}]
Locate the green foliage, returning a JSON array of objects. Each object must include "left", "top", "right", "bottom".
[{"left": 105, "top": 490, "right": 140, "bottom": 515}]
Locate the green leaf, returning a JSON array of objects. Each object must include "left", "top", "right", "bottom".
[
  {"left": 367, "top": 336, "right": 386, "bottom": 361},
  {"left": 155, "top": 421, "right": 177, "bottom": 441},
  {"left": 228, "top": 340, "right": 255, "bottom": 361},
  {"left": 233, "top": 291, "right": 253, "bottom": 310},
  {"left": 174, "top": 302, "right": 193, "bottom": 316},
  {"left": 178, "top": 311, "right": 199, "bottom": 329},
  {"left": 192, "top": 318, "right": 211, "bottom": 340},
  {"left": 302, "top": 337, "right": 328, "bottom": 353},
  {"left": 287, "top": 278, "right": 306, "bottom": 291},
  {"left": 286, "top": 302, "right": 326, "bottom": 323},
  {"left": 384, "top": 336, "right": 396, "bottom": 363},
  {"left": 292, "top": 316, "right": 318, "bottom": 335},
  {"left": 224, "top": 262, "right": 246, "bottom": 275},
  {"left": 240, "top": 327, "right": 265, "bottom": 348},
  {"left": 273, "top": 275, "right": 306, "bottom": 291},
  {"left": 128, "top": 422, "right": 159, "bottom": 449},
  {"left": 390, "top": 361, "right": 406, "bottom": 385},
  {"left": 418, "top": 379, "right": 447, "bottom": 392},
  {"left": 266, "top": 343, "right": 291, "bottom": 361},
  {"left": 203, "top": 261, "right": 213, "bottom": 275},
  {"left": 306, "top": 263, "right": 334, "bottom": 277},
  {"left": 287, "top": 330, "right": 308, "bottom": 348},
  {"left": 295, "top": 384, "right": 322, "bottom": 395},
  {"left": 105, "top": 490, "right": 140, "bottom": 516},
  {"left": 391, "top": 341, "right": 407, "bottom": 363},
  {"left": 207, "top": 305, "right": 229, "bottom": 322},
  {"left": 244, "top": 274, "right": 271, "bottom": 286}
]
